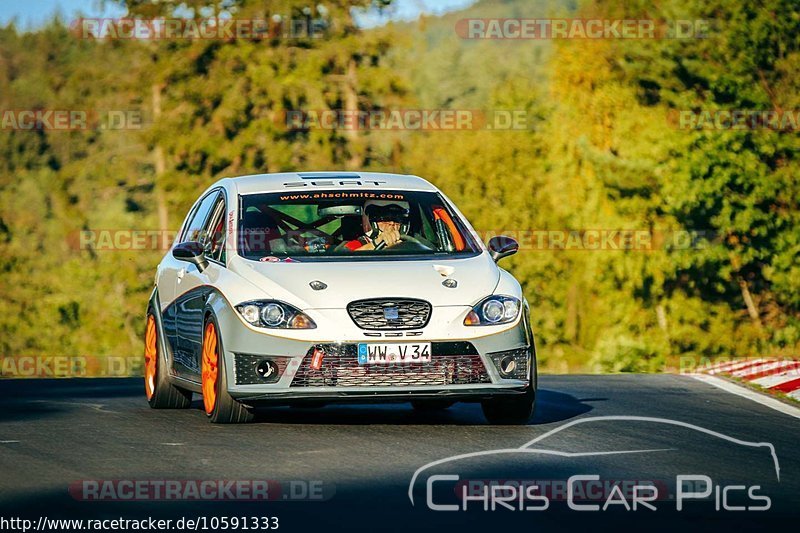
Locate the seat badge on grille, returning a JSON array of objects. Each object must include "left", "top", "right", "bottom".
[{"left": 383, "top": 306, "right": 400, "bottom": 321}]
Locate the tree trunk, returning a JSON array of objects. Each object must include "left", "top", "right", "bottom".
[
  {"left": 344, "top": 58, "right": 363, "bottom": 169},
  {"left": 151, "top": 83, "right": 168, "bottom": 230},
  {"left": 565, "top": 284, "right": 578, "bottom": 342},
  {"left": 655, "top": 303, "right": 668, "bottom": 333},
  {"left": 738, "top": 277, "right": 762, "bottom": 328}
]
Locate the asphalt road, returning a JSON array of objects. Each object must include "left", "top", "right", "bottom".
[{"left": 0, "top": 375, "right": 798, "bottom": 532}]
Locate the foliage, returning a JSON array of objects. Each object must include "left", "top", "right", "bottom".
[{"left": 0, "top": 0, "right": 797, "bottom": 372}]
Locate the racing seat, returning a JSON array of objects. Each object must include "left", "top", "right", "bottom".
[
  {"left": 338, "top": 215, "right": 364, "bottom": 243},
  {"left": 207, "top": 217, "right": 225, "bottom": 259}
]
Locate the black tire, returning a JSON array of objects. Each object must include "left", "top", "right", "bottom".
[
  {"left": 481, "top": 387, "right": 535, "bottom": 425},
  {"left": 145, "top": 309, "right": 192, "bottom": 409},
  {"left": 411, "top": 400, "right": 455, "bottom": 411},
  {"left": 203, "top": 314, "right": 254, "bottom": 424}
]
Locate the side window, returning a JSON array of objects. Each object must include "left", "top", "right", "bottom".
[
  {"left": 202, "top": 195, "right": 227, "bottom": 263},
  {"left": 181, "top": 192, "right": 218, "bottom": 244}
]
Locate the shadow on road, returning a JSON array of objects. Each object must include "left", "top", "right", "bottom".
[
  {"left": 533, "top": 390, "right": 603, "bottom": 424},
  {"left": 0, "top": 378, "right": 141, "bottom": 399},
  {"left": 234, "top": 388, "right": 596, "bottom": 426},
  {"left": 0, "top": 378, "right": 141, "bottom": 422},
  {"left": 0, "top": 378, "right": 596, "bottom": 426}
]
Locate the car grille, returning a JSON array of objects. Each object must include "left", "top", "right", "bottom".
[
  {"left": 346, "top": 298, "right": 432, "bottom": 330},
  {"left": 290, "top": 343, "right": 490, "bottom": 388}
]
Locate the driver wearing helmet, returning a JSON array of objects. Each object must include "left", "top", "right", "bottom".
[{"left": 343, "top": 202, "right": 410, "bottom": 251}]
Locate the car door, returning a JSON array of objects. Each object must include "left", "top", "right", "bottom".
[
  {"left": 157, "top": 197, "right": 207, "bottom": 360},
  {"left": 175, "top": 191, "right": 228, "bottom": 381},
  {"left": 170, "top": 190, "right": 220, "bottom": 379}
]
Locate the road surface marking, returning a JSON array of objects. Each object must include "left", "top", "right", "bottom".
[{"left": 691, "top": 373, "right": 800, "bottom": 420}]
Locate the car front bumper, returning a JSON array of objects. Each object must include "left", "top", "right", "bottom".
[{"left": 211, "top": 300, "right": 535, "bottom": 406}]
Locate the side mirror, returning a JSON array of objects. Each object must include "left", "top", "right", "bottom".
[
  {"left": 173, "top": 241, "right": 208, "bottom": 272},
  {"left": 487, "top": 236, "right": 519, "bottom": 262}
]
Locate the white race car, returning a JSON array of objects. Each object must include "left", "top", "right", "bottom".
[{"left": 144, "top": 172, "right": 536, "bottom": 424}]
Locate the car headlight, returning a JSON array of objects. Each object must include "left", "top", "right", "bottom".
[
  {"left": 235, "top": 300, "right": 316, "bottom": 329},
  {"left": 464, "top": 295, "right": 521, "bottom": 326}
]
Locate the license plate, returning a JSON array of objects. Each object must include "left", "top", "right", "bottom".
[{"left": 357, "top": 343, "right": 432, "bottom": 365}]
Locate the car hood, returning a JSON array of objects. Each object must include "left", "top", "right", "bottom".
[{"left": 229, "top": 254, "right": 499, "bottom": 309}]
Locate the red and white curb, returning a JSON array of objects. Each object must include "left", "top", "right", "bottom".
[
  {"left": 689, "top": 357, "right": 800, "bottom": 419},
  {"left": 704, "top": 357, "right": 800, "bottom": 399}
]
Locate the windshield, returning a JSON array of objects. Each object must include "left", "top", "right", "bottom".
[{"left": 237, "top": 190, "right": 481, "bottom": 260}]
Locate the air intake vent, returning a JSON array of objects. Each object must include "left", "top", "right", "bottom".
[{"left": 290, "top": 343, "right": 489, "bottom": 387}]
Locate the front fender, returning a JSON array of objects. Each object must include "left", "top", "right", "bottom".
[{"left": 205, "top": 290, "right": 244, "bottom": 390}]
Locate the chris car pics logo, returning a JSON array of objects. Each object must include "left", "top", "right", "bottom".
[{"left": 409, "top": 416, "right": 778, "bottom": 513}]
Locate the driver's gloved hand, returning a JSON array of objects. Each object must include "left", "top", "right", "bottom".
[{"left": 375, "top": 227, "right": 401, "bottom": 248}]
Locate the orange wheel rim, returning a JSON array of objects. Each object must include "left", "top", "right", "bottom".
[
  {"left": 144, "top": 314, "right": 158, "bottom": 400},
  {"left": 202, "top": 322, "right": 219, "bottom": 415}
]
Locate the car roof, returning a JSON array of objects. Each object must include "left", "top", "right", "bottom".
[{"left": 210, "top": 171, "right": 440, "bottom": 196}]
